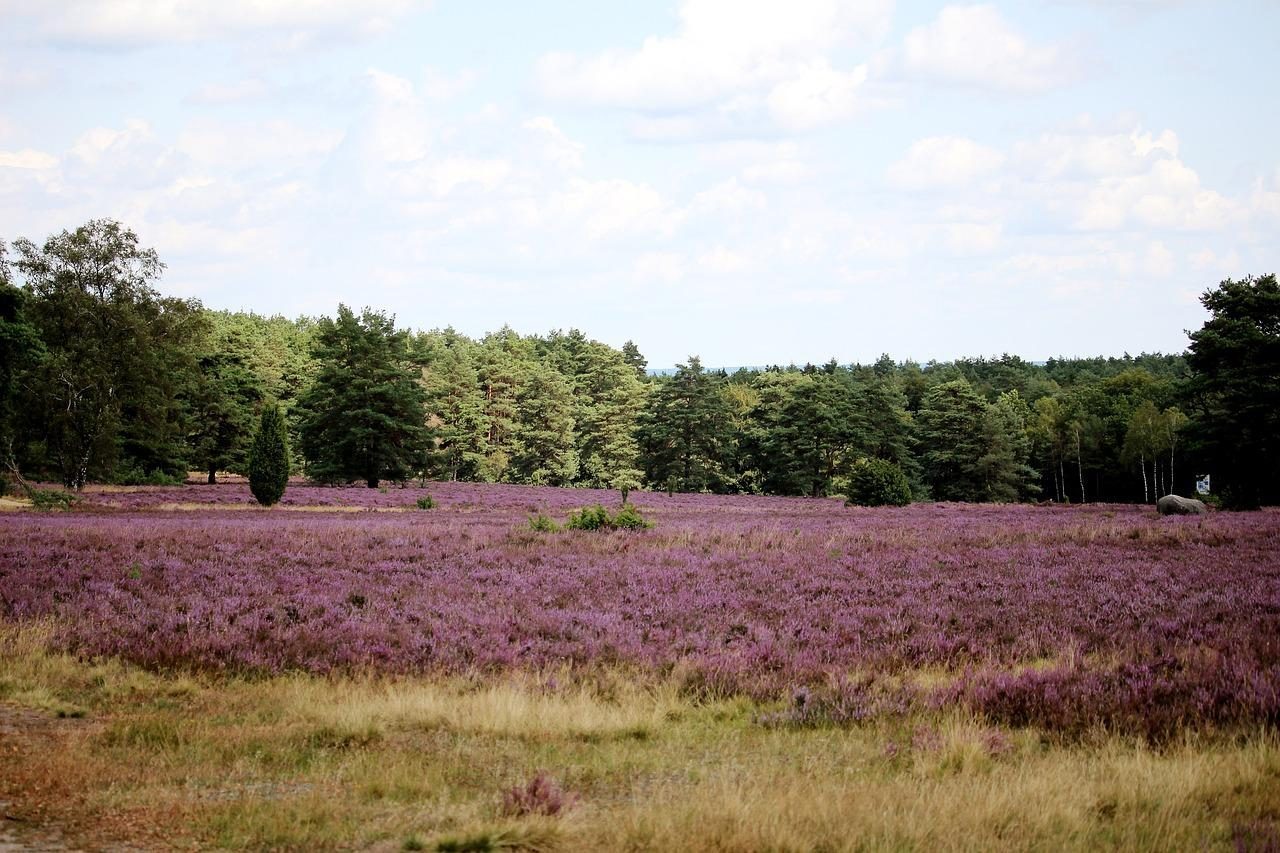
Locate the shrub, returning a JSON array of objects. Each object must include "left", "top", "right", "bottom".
[
  {"left": 415, "top": 495, "right": 435, "bottom": 510},
  {"left": 112, "top": 465, "right": 183, "bottom": 486},
  {"left": 542, "top": 504, "right": 654, "bottom": 532},
  {"left": 565, "top": 503, "right": 653, "bottom": 531},
  {"left": 501, "top": 771, "right": 571, "bottom": 817},
  {"left": 844, "top": 458, "right": 913, "bottom": 507},
  {"left": 566, "top": 504, "right": 612, "bottom": 531},
  {"left": 30, "top": 488, "right": 77, "bottom": 512},
  {"left": 528, "top": 513, "right": 561, "bottom": 532},
  {"left": 248, "top": 402, "right": 290, "bottom": 507},
  {"left": 611, "top": 503, "right": 653, "bottom": 530}
]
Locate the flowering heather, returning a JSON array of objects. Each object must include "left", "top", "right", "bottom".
[{"left": 3, "top": 482, "right": 1279, "bottom": 734}]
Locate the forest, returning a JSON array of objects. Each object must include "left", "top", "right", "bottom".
[{"left": 2, "top": 219, "right": 1277, "bottom": 509}]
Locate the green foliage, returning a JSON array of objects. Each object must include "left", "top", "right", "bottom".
[
  {"left": 188, "top": 320, "right": 265, "bottom": 484},
  {"left": 8, "top": 220, "right": 204, "bottom": 488},
  {"left": 111, "top": 465, "right": 185, "bottom": 486},
  {"left": 916, "top": 380, "right": 990, "bottom": 501},
  {"left": 563, "top": 503, "right": 653, "bottom": 531},
  {"left": 610, "top": 502, "right": 653, "bottom": 530},
  {"left": 6, "top": 217, "right": 1253, "bottom": 508},
  {"left": 415, "top": 495, "right": 436, "bottom": 510},
  {"left": 636, "top": 357, "right": 735, "bottom": 493},
  {"left": 527, "top": 513, "right": 561, "bottom": 532},
  {"left": 566, "top": 504, "right": 612, "bottom": 531},
  {"left": 1185, "top": 274, "right": 1280, "bottom": 509},
  {"left": 29, "top": 488, "right": 77, "bottom": 512},
  {"left": 296, "top": 305, "right": 430, "bottom": 489},
  {"left": 248, "top": 402, "right": 290, "bottom": 507},
  {"left": 844, "top": 458, "right": 913, "bottom": 507}
]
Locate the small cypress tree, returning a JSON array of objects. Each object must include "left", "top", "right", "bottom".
[{"left": 248, "top": 402, "right": 289, "bottom": 507}]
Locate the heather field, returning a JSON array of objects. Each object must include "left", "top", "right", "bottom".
[{"left": 2, "top": 484, "right": 1279, "bottom": 850}]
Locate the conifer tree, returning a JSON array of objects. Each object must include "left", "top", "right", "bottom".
[
  {"left": 248, "top": 401, "right": 289, "bottom": 506},
  {"left": 295, "top": 305, "right": 429, "bottom": 488}
]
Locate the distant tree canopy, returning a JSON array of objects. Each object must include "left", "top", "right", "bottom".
[{"left": 3, "top": 219, "right": 1275, "bottom": 508}]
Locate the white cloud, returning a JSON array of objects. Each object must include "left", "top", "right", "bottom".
[
  {"left": 937, "top": 222, "right": 1003, "bottom": 254},
  {"left": 1013, "top": 128, "right": 1179, "bottom": 180},
  {"left": 0, "top": 0, "right": 429, "bottom": 47},
  {"left": 185, "top": 80, "right": 269, "bottom": 106},
  {"left": 1075, "top": 157, "right": 1237, "bottom": 231},
  {"left": 697, "top": 245, "right": 751, "bottom": 274},
  {"left": 362, "top": 68, "right": 432, "bottom": 163},
  {"left": 410, "top": 157, "right": 512, "bottom": 199},
  {"left": 422, "top": 68, "right": 476, "bottom": 101},
  {"left": 534, "top": 178, "right": 678, "bottom": 240},
  {"left": 766, "top": 61, "right": 870, "bottom": 131},
  {"left": 632, "top": 252, "right": 686, "bottom": 285},
  {"left": 177, "top": 119, "right": 344, "bottom": 170},
  {"left": 900, "top": 4, "right": 1081, "bottom": 92},
  {"left": 887, "top": 136, "right": 1004, "bottom": 190},
  {"left": 0, "top": 149, "right": 58, "bottom": 170},
  {"left": 522, "top": 117, "right": 584, "bottom": 172},
  {"left": 689, "top": 178, "right": 767, "bottom": 217},
  {"left": 536, "top": 0, "right": 889, "bottom": 137}
]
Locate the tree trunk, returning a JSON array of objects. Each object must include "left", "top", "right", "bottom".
[
  {"left": 1140, "top": 452, "right": 1148, "bottom": 503},
  {"left": 1075, "top": 430, "right": 1086, "bottom": 504},
  {"left": 208, "top": 468, "right": 217, "bottom": 485}
]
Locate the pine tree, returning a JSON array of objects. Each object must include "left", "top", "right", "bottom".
[
  {"left": 917, "top": 380, "right": 989, "bottom": 501},
  {"left": 1185, "top": 274, "right": 1280, "bottom": 509},
  {"left": 295, "top": 305, "right": 429, "bottom": 488},
  {"left": 636, "top": 357, "right": 735, "bottom": 493},
  {"left": 248, "top": 401, "right": 289, "bottom": 506}
]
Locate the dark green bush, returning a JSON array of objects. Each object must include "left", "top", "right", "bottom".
[
  {"left": 611, "top": 503, "right": 653, "bottom": 530},
  {"left": 566, "top": 504, "right": 612, "bottom": 531},
  {"left": 112, "top": 465, "right": 184, "bottom": 486},
  {"left": 415, "top": 495, "right": 435, "bottom": 510},
  {"left": 528, "top": 513, "right": 561, "bottom": 532},
  {"left": 30, "top": 488, "right": 77, "bottom": 512},
  {"left": 844, "top": 458, "right": 913, "bottom": 507},
  {"left": 248, "top": 402, "right": 290, "bottom": 507},
  {"left": 563, "top": 503, "right": 653, "bottom": 531}
]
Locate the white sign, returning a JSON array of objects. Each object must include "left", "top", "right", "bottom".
[{"left": 1196, "top": 475, "right": 1211, "bottom": 496}]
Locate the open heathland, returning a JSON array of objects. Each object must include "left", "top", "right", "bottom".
[{"left": 1, "top": 483, "right": 1278, "bottom": 850}]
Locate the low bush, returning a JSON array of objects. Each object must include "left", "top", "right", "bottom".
[
  {"left": 566, "top": 503, "right": 653, "bottom": 531},
  {"left": 415, "top": 495, "right": 435, "bottom": 510},
  {"left": 611, "top": 503, "right": 653, "bottom": 530},
  {"left": 112, "top": 466, "right": 184, "bottom": 487},
  {"left": 30, "top": 488, "right": 77, "bottom": 512},
  {"left": 533, "top": 504, "right": 654, "bottom": 533},
  {"left": 528, "top": 513, "right": 561, "bottom": 532},
  {"left": 844, "top": 458, "right": 913, "bottom": 507},
  {"left": 566, "top": 504, "right": 612, "bottom": 531},
  {"left": 501, "top": 771, "right": 572, "bottom": 817}
]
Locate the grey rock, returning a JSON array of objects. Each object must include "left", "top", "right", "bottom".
[{"left": 1156, "top": 494, "right": 1208, "bottom": 515}]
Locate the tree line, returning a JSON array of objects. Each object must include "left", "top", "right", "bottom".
[{"left": 2, "top": 220, "right": 1276, "bottom": 508}]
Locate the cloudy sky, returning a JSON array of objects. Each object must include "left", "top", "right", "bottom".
[{"left": 1, "top": 1, "right": 1277, "bottom": 367}]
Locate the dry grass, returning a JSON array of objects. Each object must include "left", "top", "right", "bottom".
[{"left": 0, "top": 621, "right": 1277, "bottom": 852}]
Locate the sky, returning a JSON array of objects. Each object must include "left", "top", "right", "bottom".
[{"left": 1, "top": 1, "right": 1277, "bottom": 368}]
